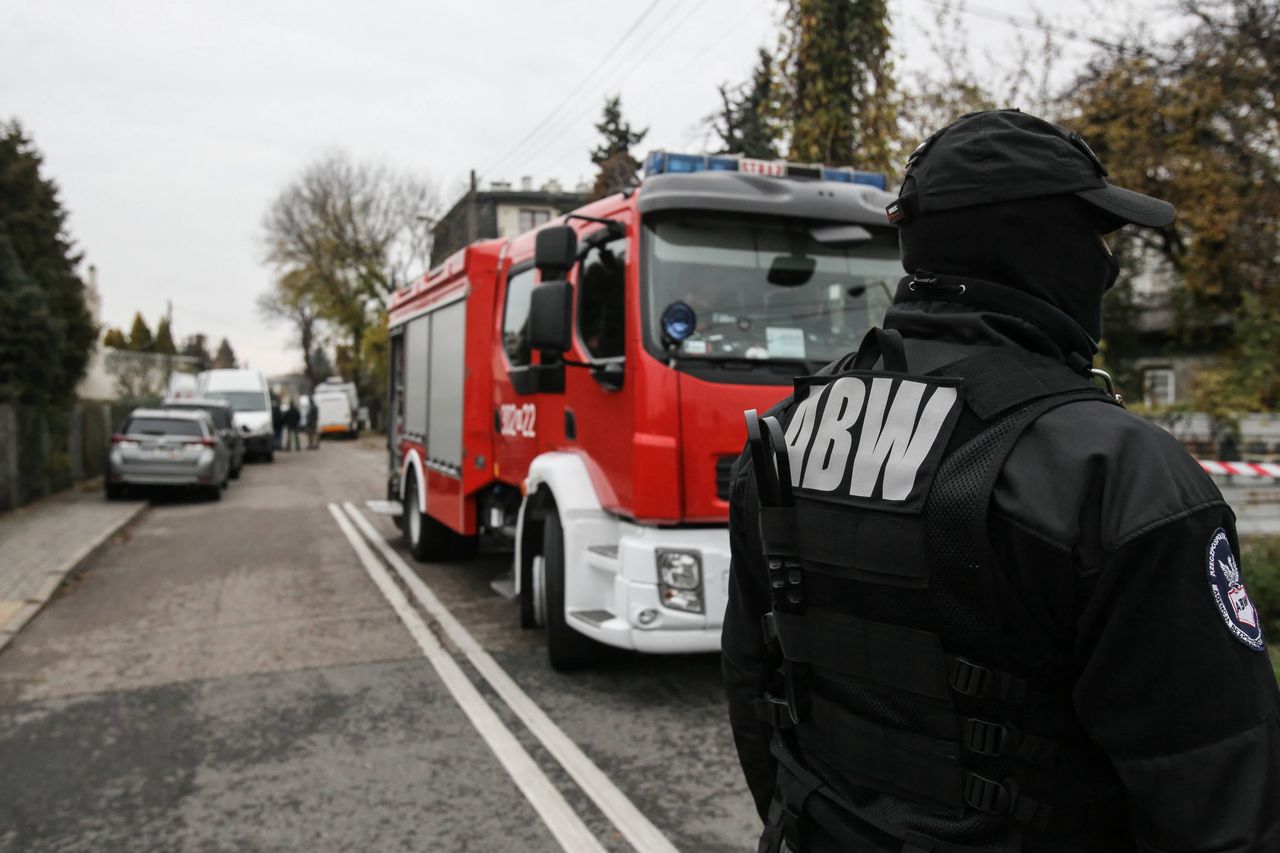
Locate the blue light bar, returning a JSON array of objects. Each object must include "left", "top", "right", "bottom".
[
  {"left": 822, "top": 167, "right": 888, "bottom": 190},
  {"left": 644, "top": 150, "right": 886, "bottom": 190}
]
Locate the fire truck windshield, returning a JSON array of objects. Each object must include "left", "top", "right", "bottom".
[{"left": 643, "top": 212, "right": 903, "bottom": 368}]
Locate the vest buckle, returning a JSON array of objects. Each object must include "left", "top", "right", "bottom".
[
  {"left": 963, "top": 718, "right": 1009, "bottom": 756},
  {"left": 950, "top": 657, "right": 992, "bottom": 698},
  {"left": 963, "top": 773, "right": 1010, "bottom": 814},
  {"left": 754, "top": 693, "right": 799, "bottom": 729},
  {"left": 761, "top": 611, "right": 779, "bottom": 646},
  {"left": 964, "top": 773, "right": 1053, "bottom": 829}
]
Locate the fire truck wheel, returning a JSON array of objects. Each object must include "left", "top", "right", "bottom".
[
  {"left": 519, "top": 549, "right": 540, "bottom": 629},
  {"left": 542, "top": 511, "right": 603, "bottom": 671},
  {"left": 404, "top": 473, "right": 454, "bottom": 562},
  {"left": 405, "top": 475, "right": 429, "bottom": 560}
]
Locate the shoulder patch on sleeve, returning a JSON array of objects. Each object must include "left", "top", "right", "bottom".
[{"left": 1207, "top": 528, "right": 1265, "bottom": 651}]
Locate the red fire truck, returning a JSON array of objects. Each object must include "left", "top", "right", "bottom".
[{"left": 386, "top": 152, "right": 901, "bottom": 669}]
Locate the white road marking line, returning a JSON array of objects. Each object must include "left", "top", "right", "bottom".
[
  {"left": 342, "top": 502, "right": 680, "bottom": 853},
  {"left": 326, "top": 504, "right": 606, "bottom": 853}
]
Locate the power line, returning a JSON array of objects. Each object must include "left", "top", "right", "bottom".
[
  {"left": 518, "top": 0, "right": 710, "bottom": 179},
  {"left": 485, "top": 1, "right": 696, "bottom": 184},
  {"left": 479, "top": 0, "right": 666, "bottom": 182}
]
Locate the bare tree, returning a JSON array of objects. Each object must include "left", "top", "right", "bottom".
[
  {"left": 257, "top": 267, "right": 326, "bottom": 390},
  {"left": 895, "top": 0, "right": 1068, "bottom": 151},
  {"left": 262, "top": 152, "right": 439, "bottom": 392}
]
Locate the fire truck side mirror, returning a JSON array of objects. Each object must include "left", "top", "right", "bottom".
[
  {"left": 535, "top": 226, "right": 578, "bottom": 280},
  {"left": 529, "top": 280, "right": 574, "bottom": 354}
]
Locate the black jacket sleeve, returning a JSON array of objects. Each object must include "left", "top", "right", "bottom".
[
  {"left": 1072, "top": 506, "right": 1280, "bottom": 851},
  {"left": 723, "top": 452, "right": 778, "bottom": 821}
]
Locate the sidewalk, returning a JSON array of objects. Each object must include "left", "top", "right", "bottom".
[{"left": 0, "top": 487, "right": 146, "bottom": 653}]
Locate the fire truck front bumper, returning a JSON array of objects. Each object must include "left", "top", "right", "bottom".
[{"left": 566, "top": 524, "right": 730, "bottom": 655}]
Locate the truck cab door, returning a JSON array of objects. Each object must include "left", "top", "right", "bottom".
[{"left": 492, "top": 262, "right": 542, "bottom": 486}]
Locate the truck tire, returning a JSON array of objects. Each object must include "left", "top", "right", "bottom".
[
  {"left": 404, "top": 473, "right": 452, "bottom": 562},
  {"left": 519, "top": 546, "right": 540, "bottom": 629},
  {"left": 542, "top": 510, "right": 603, "bottom": 671}
]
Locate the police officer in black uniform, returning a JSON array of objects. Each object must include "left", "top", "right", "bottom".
[{"left": 723, "top": 110, "right": 1280, "bottom": 852}]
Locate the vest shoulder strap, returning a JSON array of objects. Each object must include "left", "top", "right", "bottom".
[{"left": 928, "top": 347, "right": 1107, "bottom": 421}]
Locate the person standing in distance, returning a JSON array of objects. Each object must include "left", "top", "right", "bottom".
[
  {"left": 723, "top": 109, "right": 1280, "bottom": 852},
  {"left": 283, "top": 397, "right": 301, "bottom": 452},
  {"left": 305, "top": 396, "right": 319, "bottom": 450}
]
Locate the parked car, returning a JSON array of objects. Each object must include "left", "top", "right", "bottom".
[
  {"left": 196, "top": 368, "right": 274, "bottom": 462},
  {"left": 163, "top": 398, "right": 245, "bottom": 478},
  {"left": 106, "top": 408, "right": 229, "bottom": 501}
]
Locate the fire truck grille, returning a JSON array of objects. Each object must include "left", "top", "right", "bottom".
[{"left": 715, "top": 455, "right": 737, "bottom": 501}]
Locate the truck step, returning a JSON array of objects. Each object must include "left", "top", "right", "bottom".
[
  {"left": 364, "top": 499, "right": 403, "bottom": 517},
  {"left": 568, "top": 609, "right": 615, "bottom": 627},
  {"left": 585, "top": 544, "right": 620, "bottom": 575},
  {"left": 489, "top": 569, "right": 516, "bottom": 600}
]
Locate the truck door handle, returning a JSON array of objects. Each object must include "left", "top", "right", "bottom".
[{"left": 494, "top": 408, "right": 501, "bottom": 432}]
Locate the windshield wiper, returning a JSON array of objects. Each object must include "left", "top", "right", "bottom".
[{"left": 676, "top": 355, "right": 812, "bottom": 372}]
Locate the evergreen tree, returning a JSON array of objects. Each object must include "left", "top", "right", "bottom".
[
  {"left": 127, "top": 311, "right": 154, "bottom": 352},
  {"left": 181, "top": 334, "right": 213, "bottom": 371},
  {"left": 0, "top": 121, "right": 95, "bottom": 406},
  {"left": 782, "top": 0, "right": 898, "bottom": 172},
  {"left": 589, "top": 95, "right": 648, "bottom": 200},
  {"left": 153, "top": 316, "right": 176, "bottom": 355},
  {"left": 714, "top": 48, "right": 783, "bottom": 159},
  {"left": 213, "top": 338, "right": 237, "bottom": 369},
  {"left": 0, "top": 234, "right": 59, "bottom": 404},
  {"left": 102, "top": 327, "right": 128, "bottom": 349}
]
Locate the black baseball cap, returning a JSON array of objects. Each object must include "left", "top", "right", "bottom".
[{"left": 886, "top": 109, "right": 1175, "bottom": 233}]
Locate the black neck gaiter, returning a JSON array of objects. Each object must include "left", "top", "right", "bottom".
[{"left": 899, "top": 193, "right": 1117, "bottom": 342}]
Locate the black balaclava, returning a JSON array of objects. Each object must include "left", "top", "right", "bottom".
[{"left": 898, "top": 190, "right": 1119, "bottom": 342}]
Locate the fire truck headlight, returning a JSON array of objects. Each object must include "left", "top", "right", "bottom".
[
  {"left": 657, "top": 550, "right": 704, "bottom": 613},
  {"left": 657, "top": 550, "right": 701, "bottom": 589}
]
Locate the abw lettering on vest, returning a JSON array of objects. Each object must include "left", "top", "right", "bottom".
[{"left": 784, "top": 373, "right": 963, "bottom": 512}]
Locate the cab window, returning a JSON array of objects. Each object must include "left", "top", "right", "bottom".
[
  {"left": 502, "top": 266, "right": 536, "bottom": 366},
  {"left": 577, "top": 236, "right": 627, "bottom": 360}
]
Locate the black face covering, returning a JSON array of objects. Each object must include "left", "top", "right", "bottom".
[{"left": 899, "top": 192, "right": 1117, "bottom": 341}]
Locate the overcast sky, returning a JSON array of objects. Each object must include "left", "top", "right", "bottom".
[{"left": 4, "top": 0, "right": 1169, "bottom": 377}]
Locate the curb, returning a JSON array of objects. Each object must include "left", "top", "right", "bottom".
[{"left": 0, "top": 501, "right": 147, "bottom": 655}]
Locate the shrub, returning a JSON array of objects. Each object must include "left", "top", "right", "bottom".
[
  {"left": 1240, "top": 536, "right": 1280, "bottom": 683},
  {"left": 1241, "top": 536, "right": 1280, "bottom": 639}
]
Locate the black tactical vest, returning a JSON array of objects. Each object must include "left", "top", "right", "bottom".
[{"left": 745, "top": 328, "right": 1123, "bottom": 853}]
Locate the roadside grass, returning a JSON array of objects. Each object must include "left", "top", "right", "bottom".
[{"left": 1240, "top": 536, "right": 1280, "bottom": 684}]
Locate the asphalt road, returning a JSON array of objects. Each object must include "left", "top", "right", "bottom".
[{"left": 0, "top": 439, "right": 759, "bottom": 853}]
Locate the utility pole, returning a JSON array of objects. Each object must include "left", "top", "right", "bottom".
[{"left": 466, "top": 169, "right": 478, "bottom": 244}]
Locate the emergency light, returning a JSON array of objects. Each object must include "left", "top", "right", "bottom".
[{"left": 643, "top": 150, "right": 887, "bottom": 190}]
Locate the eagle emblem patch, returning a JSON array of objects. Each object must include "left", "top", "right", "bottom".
[{"left": 1207, "top": 528, "right": 1265, "bottom": 651}]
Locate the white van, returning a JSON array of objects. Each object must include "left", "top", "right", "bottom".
[
  {"left": 197, "top": 368, "right": 275, "bottom": 461},
  {"left": 313, "top": 379, "right": 360, "bottom": 438}
]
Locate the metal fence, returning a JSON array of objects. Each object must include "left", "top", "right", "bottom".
[{"left": 0, "top": 400, "right": 145, "bottom": 512}]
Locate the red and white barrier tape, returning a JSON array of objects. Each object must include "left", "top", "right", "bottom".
[{"left": 1199, "top": 460, "right": 1280, "bottom": 478}]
